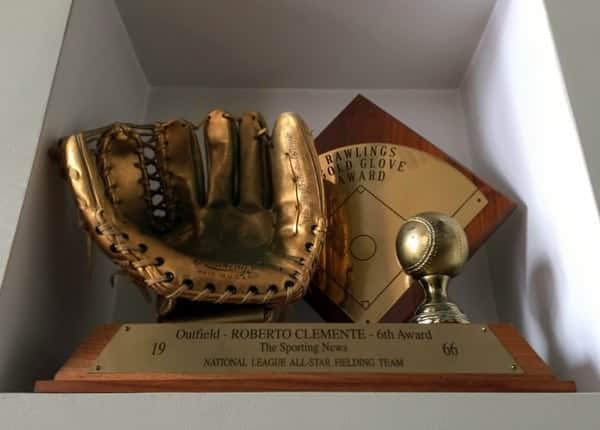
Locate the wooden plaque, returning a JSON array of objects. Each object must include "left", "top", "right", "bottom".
[
  {"left": 35, "top": 323, "right": 575, "bottom": 393},
  {"left": 308, "top": 95, "right": 516, "bottom": 323}
]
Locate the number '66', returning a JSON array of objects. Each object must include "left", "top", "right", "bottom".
[{"left": 442, "top": 342, "right": 459, "bottom": 356}]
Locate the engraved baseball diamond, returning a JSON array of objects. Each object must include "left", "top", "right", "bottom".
[
  {"left": 349, "top": 234, "right": 377, "bottom": 261},
  {"left": 326, "top": 184, "right": 403, "bottom": 308},
  {"left": 58, "top": 110, "right": 327, "bottom": 319},
  {"left": 315, "top": 139, "right": 493, "bottom": 322}
]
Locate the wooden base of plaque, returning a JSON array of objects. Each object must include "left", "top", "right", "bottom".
[{"left": 35, "top": 324, "right": 575, "bottom": 393}]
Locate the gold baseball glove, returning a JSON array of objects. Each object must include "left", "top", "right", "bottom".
[{"left": 58, "top": 110, "right": 326, "bottom": 319}]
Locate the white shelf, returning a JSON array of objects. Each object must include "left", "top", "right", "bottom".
[{"left": 1, "top": 393, "right": 600, "bottom": 429}]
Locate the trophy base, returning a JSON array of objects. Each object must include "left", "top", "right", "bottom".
[
  {"left": 35, "top": 323, "right": 575, "bottom": 393},
  {"left": 412, "top": 302, "right": 469, "bottom": 324}
]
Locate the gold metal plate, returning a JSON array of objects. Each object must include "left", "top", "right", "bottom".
[
  {"left": 91, "top": 323, "right": 521, "bottom": 374},
  {"left": 317, "top": 143, "right": 488, "bottom": 322}
]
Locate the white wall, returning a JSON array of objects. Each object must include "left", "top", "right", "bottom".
[
  {"left": 144, "top": 87, "right": 499, "bottom": 323},
  {"left": 0, "top": 0, "right": 149, "bottom": 391},
  {"left": 0, "top": 0, "right": 71, "bottom": 290},
  {"left": 461, "top": 0, "right": 600, "bottom": 390},
  {"left": 544, "top": 0, "right": 600, "bottom": 215},
  {"left": 115, "top": 0, "right": 496, "bottom": 88}
]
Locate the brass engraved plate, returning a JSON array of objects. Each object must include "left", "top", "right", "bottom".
[
  {"left": 317, "top": 143, "right": 488, "bottom": 322},
  {"left": 91, "top": 323, "right": 521, "bottom": 374}
]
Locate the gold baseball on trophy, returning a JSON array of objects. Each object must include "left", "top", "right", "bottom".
[{"left": 396, "top": 212, "right": 470, "bottom": 324}]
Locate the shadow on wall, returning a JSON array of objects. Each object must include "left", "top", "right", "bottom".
[
  {"left": 460, "top": 0, "right": 600, "bottom": 390},
  {"left": 0, "top": 0, "right": 147, "bottom": 391},
  {"left": 0, "top": 148, "right": 116, "bottom": 391},
  {"left": 467, "top": 152, "right": 600, "bottom": 390},
  {"left": 529, "top": 261, "right": 600, "bottom": 391},
  {"left": 485, "top": 194, "right": 528, "bottom": 329}
]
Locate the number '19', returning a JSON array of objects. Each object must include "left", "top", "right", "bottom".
[{"left": 152, "top": 342, "right": 166, "bottom": 356}]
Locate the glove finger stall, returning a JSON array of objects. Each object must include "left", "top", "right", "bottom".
[
  {"left": 238, "top": 112, "right": 270, "bottom": 210},
  {"left": 204, "top": 109, "right": 238, "bottom": 207}
]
